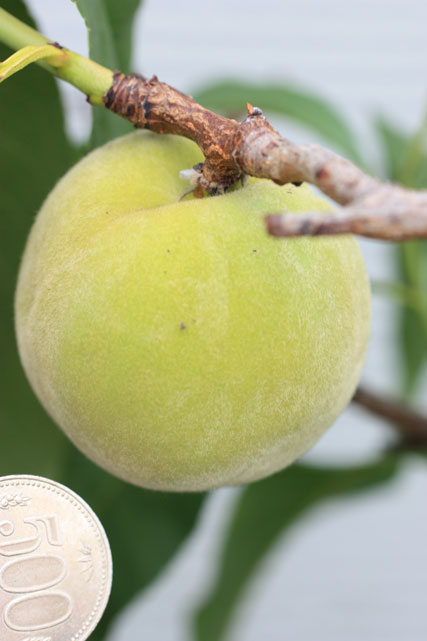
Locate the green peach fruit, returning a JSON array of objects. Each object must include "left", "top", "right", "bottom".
[{"left": 15, "top": 130, "right": 370, "bottom": 492}]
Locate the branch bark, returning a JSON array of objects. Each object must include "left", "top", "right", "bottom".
[
  {"left": 266, "top": 184, "right": 427, "bottom": 241},
  {"left": 1, "top": 6, "right": 426, "bottom": 242},
  {"left": 353, "top": 386, "right": 427, "bottom": 445},
  {"left": 104, "top": 72, "right": 427, "bottom": 241}
]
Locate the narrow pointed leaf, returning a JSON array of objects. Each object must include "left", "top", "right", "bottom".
[
  {"left": 62, "top": 447, "right": 205, "bottom": 641},
  {"left": 72, "top": 0, "right": 143, "bottom": 147},
  {"left": 0, "top": 0, "right": 76, "bottom": 479},
  {"left": 195, "top": 457, "right": 399, "bottom": 641},
  {"left": 376, "top": 117, "right": 427, "bottom": 395}
]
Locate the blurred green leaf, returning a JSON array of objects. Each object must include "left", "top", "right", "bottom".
[
  {"left": 193, "top": 80, "right": 364, "bottom": 166},
  {"left": 371, "top": 279, "right": 427, "bottom": 312},
  {"left": 376, "top": 116, "right": 427, "bottom": 187},
  {"left": 62, "top": 448, "right": 205, "bottom": 641},
  {"left": 376, "top": 116, "right": 427, "bottom": 396},
  {"left": 102, "top": 0, "right": 142, "bottom": 73},
  {"left": 398, "top": 242, "right": 427, "bottom": 396},
  {"left": 72, "top": 0, "right": 143, "bottom": 147},
  {"left": 372, "top": 275, "right": 427, "bottom": 395},
  {"left": 0, "top": 0, "right": 76, "bottom": 479},
  {"left": 194, "top": 457, "right": 399, "bottom": 641},
  {"left": 375, "top": 118, "right": 408, "bottom": 181}
]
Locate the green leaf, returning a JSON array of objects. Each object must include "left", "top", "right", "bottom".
[
  {"left": 375, "top": 117, "right": 409, "bottom": 181},
  {"left": 103, "top": 0, "right": 142, "bottom": 73},
  {"left": 376, "top": 116, "right": 427, "bottom": 396},
  {"left": 371, "top": 279, "right": 427, "bottom": 312},
  {"left": 0, "top": 0, "right": 76, "bottom": 479},
  {"left": 194, "top": 457, "right": 399, "bottom": 641},
  {"left": 375, "top": 116, "right": 427, "bottom": 187},
  {"left": 61, "top": 447, "right": 205, "bottom": 641},
  {"left": 192, "top": 80, "right": 364, "bottom": 166},
  {"left": 72, "top": 0, "right": 143, "bottom": 147},
  {"left": 398, "top": 242, "right": 427, "bottom": 396}
]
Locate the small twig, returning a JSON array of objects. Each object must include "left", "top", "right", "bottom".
[
  {"left": 353, "top": 386, "right": 427, "bottom": 444},
  {"left": 266, "top": 184, "right": 427, "bottom": 241}
]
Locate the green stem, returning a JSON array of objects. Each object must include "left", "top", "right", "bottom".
[{"left": 0, "top": 8, "right": 113, "bottom": 105}]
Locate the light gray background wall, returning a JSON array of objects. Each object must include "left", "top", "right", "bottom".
[{"left": 25, "top": 2, "right": 427, "bottom": 640}]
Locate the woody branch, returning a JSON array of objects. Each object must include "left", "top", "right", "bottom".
[
  {"left": 0, "top": 4, "right": 426, "bottom": 240},
  {"left": 104, "top": 72, "right": 427, "bottom": 241},
  {"left": 353, "top": 387, "right": 427, "bottom": 445}
]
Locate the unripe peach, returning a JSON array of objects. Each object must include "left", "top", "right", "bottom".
[{"left": 15, "top": 131, "right": 370, "bottom": 491}]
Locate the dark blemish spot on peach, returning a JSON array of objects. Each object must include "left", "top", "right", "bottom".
[{"left": 180, "top": 322, "right": 187, "bottom": 330}]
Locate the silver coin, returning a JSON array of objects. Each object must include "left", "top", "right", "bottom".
[{"left": 0, "top": 475, "right": 112, "bottom": 641}]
